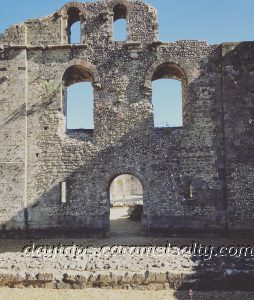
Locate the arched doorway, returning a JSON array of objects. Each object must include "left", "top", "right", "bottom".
[{"left": 109, "top": 174, "right": 144, "bottom": 236}]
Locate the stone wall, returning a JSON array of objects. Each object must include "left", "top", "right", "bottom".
[
  {"left": 0, "top": 0, "right": 253, "bottom": 237},
  {"left": 221, "top": 43, "right": 254, "bottom": 231}
]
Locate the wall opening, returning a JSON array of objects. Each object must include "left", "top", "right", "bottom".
[
  {"left": 109, "top": 174, "right": 143, "bottom": 236},
  {"left": 67, "top": 7, "right": 81, "bottom": 44},
  {"left": 60, "top": 182, "right": 67, "bottom": 204},
  {"left": 70, "top": 21, "right": 81, "bottom": 44},
  {"left": 113, "top": 4, "right": 127, "bottom": 41},
  {"left": 152, "top": 79, "right": 182, "bottom": 127},
  {"left": 189, "top": 184, "right": 193, "bottom": 199},
  {"left": 62, "top": 65, "right": 95, "bottom": 130},
  {"left": 151, "top": 63, "right": 187, "bottom": 128},
  {"left": 66, "top": 82, "right": 93, "bottom": 129},
  {"left": 184, "top": 182, "right": 193, "bottom": 199}
]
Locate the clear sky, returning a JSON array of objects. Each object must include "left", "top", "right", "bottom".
[
  {"left": 1, "top": 0, "right": 253, "bottom": 128},
  {"left": 1, "top": 0, "right": 254, "bottom": 44}
]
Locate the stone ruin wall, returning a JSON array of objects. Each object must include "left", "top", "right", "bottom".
[{"left": 0, "top": 0, "right": 253, "bottom": 237}]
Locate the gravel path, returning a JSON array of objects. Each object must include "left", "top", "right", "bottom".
[
  {"left": 0, "top": 236, "right": 253, "bottom": 292},
  {"left": 0, "top": 237, "right": 253, "bottom": 275}
]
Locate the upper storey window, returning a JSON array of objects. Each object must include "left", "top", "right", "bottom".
[
  {"left": 67, "top": 7, "right": 81, "bottom": 44},
  {"left": 62, "top": 65, "right": 94, "bottom": 130},
  {"left": 66, "top": 82, "right": 93, "bottom": 129},
  {"left": 152, "top": 63, "right": 187, "bottom": 128},
  {"left": 113, "top": 4, "right": 127, "bottom": 41}
]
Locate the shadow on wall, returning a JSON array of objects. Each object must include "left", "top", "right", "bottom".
[
  {"left": 2, "top": 42, "right": 254, "bottom": 238},
  {"left": 1, "top": 43, "right": 230, "bottom": 238},
  {"left": 0, "top": 42, "right": 253, "bottom": 290}
]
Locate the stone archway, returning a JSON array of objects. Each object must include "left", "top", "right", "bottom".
[{"left": 108, "top": 174, "right": 144, "bottom": 236}]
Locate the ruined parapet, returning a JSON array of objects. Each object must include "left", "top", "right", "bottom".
[{"left": 0, "top": 0, "right": 158, "bottom": 48}]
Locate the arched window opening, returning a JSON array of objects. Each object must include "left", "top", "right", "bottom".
[
  {"left": 114, "top": 19, "right": 127, "bottom": 41},
  {"left": 152, "top": 79, "right": 182, "bottom": 127},
  {"left": 113, "top": 4, "right": 127, "bottom": 41},
  {"left": 109, "top": 174, "right": 143, "bottom": 236},
  {"left": 67, "top": 82, "right": 93, "bottom": 129},
  {"left": 70, "top": 21, "right": 81, "bottom": 44},
  {"left": 62, "top": 65, "right": 94, "bottom": 130},
  {"left": 152, "top": 63, "right": 187, "bottom": 128},
  {"left": 67, "top": 7, "right": 81, "bottom": 44}
]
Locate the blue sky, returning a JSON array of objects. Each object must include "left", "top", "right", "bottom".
[
  {"left": 1, "top": 0, "right": 253, "bottom": 128},
  {"left": 1, "top": 0, "right": 254, "bottom": 44}
]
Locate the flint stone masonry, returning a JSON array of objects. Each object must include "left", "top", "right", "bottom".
[{"left": 0, "top": 0, "right": 253, "bottom": 236}]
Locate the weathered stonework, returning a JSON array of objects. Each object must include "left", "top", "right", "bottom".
[{"left": 0, "top": 0, "right": 253, "bottom": 237}]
